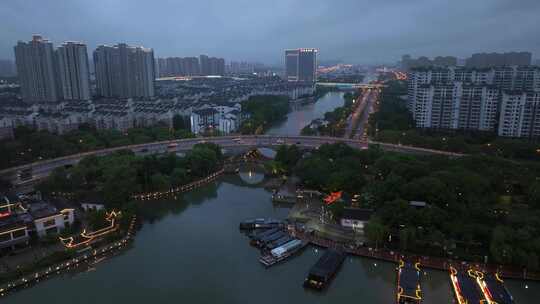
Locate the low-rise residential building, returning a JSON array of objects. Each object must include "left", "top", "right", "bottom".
[
  {"left": 0, "top": 215, "right": 30, "bottom": 252},
  {"left": 35, "top": 112, "right": 82, "bottom": 135},
  {"left": 340, "top": 208, "right": 373, "bottom": 233},
  {"left": 190, "top": 108, "right": 219, "bottom": 134},
  {"left": 0, "top": 193, "right": 76, "bottom": 252},
  {"left": 0, "top": 116, "right": 14, "bottom": 140},
  {"left": 27, "top": 201, "right": 75, "bottom": 237},
  {"left": 190, "top": 103, "right": 242, "bottom": 135}
]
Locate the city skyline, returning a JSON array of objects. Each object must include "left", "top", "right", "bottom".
[{"left": 1, "top": 0, "right": 540, "bottom": 65}]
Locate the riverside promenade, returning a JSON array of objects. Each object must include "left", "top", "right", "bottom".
[
  {"left": 0, "top": 216, "right": 138, "bottom": 298},
  {"left": 292, "top": 229, "right": 540, "bottom": 281}
]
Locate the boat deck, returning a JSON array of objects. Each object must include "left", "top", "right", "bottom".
[
  {"left": 304, "top": 249, "right": 346, "bottom": 290},
  {"left": 259, "top": 241, "right": 308, "bottom": 267},
  {"left": 397, "top": 260, "right": 422, "bottom": 304},
  {"left": 479, "top": 273, "right": 514, "bottom": 304},
  {"left": 450, "top": 267, "right": 487, "bottom": 304}
]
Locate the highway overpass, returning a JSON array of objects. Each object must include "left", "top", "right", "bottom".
[{"left": 0, "top": 135, "right": 462, "bottom": 192}]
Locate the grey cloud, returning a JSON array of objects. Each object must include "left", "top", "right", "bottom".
[{"left": 0, "top": 0, "right": 538, "bottom": 64}]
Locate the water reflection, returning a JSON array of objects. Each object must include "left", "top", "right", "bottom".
[
  {"left": 238, "top": 164, "right": 265, "bottom": 185},
  {"left": 266, "top": 92, "right": 345, "bottom": 136}
]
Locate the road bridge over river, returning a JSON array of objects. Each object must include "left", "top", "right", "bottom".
[{"left": 0, "top": 135, "right": 462, "bottom": 192}]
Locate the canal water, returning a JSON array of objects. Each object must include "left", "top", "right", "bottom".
[
  {"left": 266, "top": 91, "right": 345, "bottom": 136},
  {"left": 7, "top": 174, "right": 540, "bottom": 303}
]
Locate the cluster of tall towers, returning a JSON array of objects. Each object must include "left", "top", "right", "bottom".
[
  {"left": 156, "top": 55, "right": 225, "bottom": 78},
  {"left": 14, "top": 35, "right": 155, "bottom": 103}
]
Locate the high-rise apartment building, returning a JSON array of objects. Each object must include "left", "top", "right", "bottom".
[
  {"left": 56, "top": 42, "right": 90, "bottom": 100},
  {"left": 156, "top": 57, "right": 201, "bottom": 77},
  {"left": 209, "top": 57, "right": 225, "bottom": 76},
  {"left": 407, "top": 66, "right": 540, "bottom": 138},
  {"left": 285, "top": 48, "right": 317, "bottom": 82},
  {"left": 183, "top": 57, "right": 200, "bottom": 76},
  {"left": 199, "top": 55, "right": 210, "bottom": 76},
  {"left": 14, "top": 35, "right": 60, "bottom": 102},
  {"left": 93, "top": 43, "right": 155, "bottom": 98},
  {"left": 498, "top": 92, "right": 540, "bottom": 139}
]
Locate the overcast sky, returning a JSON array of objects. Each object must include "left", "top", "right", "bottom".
[{"left": 1, "top": 0, "right": 539, "bottom": 65}]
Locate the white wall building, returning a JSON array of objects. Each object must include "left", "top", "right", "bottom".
[{"left": 407, "top": 66, "right": 540, "bottom": 138}]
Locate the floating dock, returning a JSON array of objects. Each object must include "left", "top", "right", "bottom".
[
  {"left": 476, "top": 272, "right": 514, "bottom": 304},
  {"left": 239, "top": 218, "right": 282, "bottom": 230},
  {"left": 249, "top": 227, "right": 281, "bottom": 246},
  {"left": 449, "top": 267, "right": 487, "bottom": 304},
  {"left": 303, "top": 249, "right": 346, "bottom": 290},
  {"left": 396, "top": 260, "right": 422, "bottom": 304},
  {"left": 266, "top": 235, "right": 292, "bottom": 250},
  {"left": 259, "top": 239, "right": 307, "bottom": 267}
]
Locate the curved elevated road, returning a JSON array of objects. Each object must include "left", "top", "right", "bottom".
[{"left": 0, "top": 135, "right": 462, "bottom": 191}]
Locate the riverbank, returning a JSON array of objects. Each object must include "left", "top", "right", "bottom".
[
  {"left": 266, "top": 92, "right": 345, "bottom": 136},
  {"left": 5, "top": 175, "right": 539, "bottom": 304},
  {"left": 292, "top": 229, "right": 540, "bottom": 282},
  {"left": 0, "top": 216, "right": 138, "bottom": 298}
]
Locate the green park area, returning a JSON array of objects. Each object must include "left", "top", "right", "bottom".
[
  {"left": 273, "top": 142, "right": 540, "bottom": 269},
  {"left": 0, "top": 117, "right": 193, "bottom": 170}
]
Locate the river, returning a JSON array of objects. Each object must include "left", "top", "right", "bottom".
[
  {"left": 6, "top": 174, "right": 539, "bottom": 303},
  {"left": 265, "top": 91, "right": 345, "bottom": 136}
]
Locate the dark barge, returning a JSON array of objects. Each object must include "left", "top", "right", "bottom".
[
  {"left": 266, "top": 235, "right": 292, "bottom": 250},
  {"left": 239, "top": 218, "right": 282, "bottom": 230},
  {"left": 450, "top": 267, "right": 487, "bottom": 304},
  {"left": 477, "top": 272, "right": 514, "bottom": 304},
  {"left": 259, "top": 239, "right": 307, "bottom": 267},
  {"left": 396, "top": 260, "right": 422, "bottom": 304},
  {"left": 249, "top": 227, "right": 280, "bottom": 246},
  {"left": 303, "top": 249, "right": 346, "bottom": 290}
]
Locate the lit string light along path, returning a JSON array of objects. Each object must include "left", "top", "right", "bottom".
[{"left": 0, "top": 216, "right": 138, "bottom": 298}]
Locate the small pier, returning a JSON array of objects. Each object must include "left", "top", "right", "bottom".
[
  {"left": 396, "top": 260, "right": 422, "bottom": 304},
  {"left": 303, "top": 249, "right": 346, "bottom": 290}
]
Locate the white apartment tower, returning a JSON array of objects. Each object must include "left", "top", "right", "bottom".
[
  {"left": 56, "top": 42, "right": 91, "bottom": 100},
  {"left": 14, "top": 35, "right": 60, "bottom": 102},
  {"left": 93, "top": 43, "right": 155, "bottom": 98},
  {"left": 407, "top": 66, "right": 540, "bottom": 138}
]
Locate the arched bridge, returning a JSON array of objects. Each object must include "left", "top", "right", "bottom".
[{"left": 0, "top": 135, "right": 462, "bottom": 191}]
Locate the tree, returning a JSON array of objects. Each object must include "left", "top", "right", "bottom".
[
  {"left": 173, "top": 114, "right": 188, "bottom": 130},
  {"left": 399, "top": 228, "right": 417, "bottom": 251},
  {"left": 170, "top": 168, "right": 189, "bottom": 186},
  {"left": 528, "top": 181, "right": 540, "bottom": 209},
  {"left": 87, "top": 209, "right": 108, "bottom": 230},
  {"left": 275, "top": 144, "right": 302, "bottom": 172},
  {"left": 364, "top": 217, "right": 389, "bottom": 249},
  {"left": 151, "top": 173, "right": 170, "bottom": 191},
  {"left": 103, "top": 166, "right": 138, "bottom": 208},
  {"left": 186, "top": 147, "right": 219, "bottom": 177},
  {"left": 490, "top": 226, "right": 512, "bottom": 264}
]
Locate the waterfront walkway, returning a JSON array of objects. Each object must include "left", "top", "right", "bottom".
[{"left": 292, "top": 230, "right": 540, "bottom": 281}]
